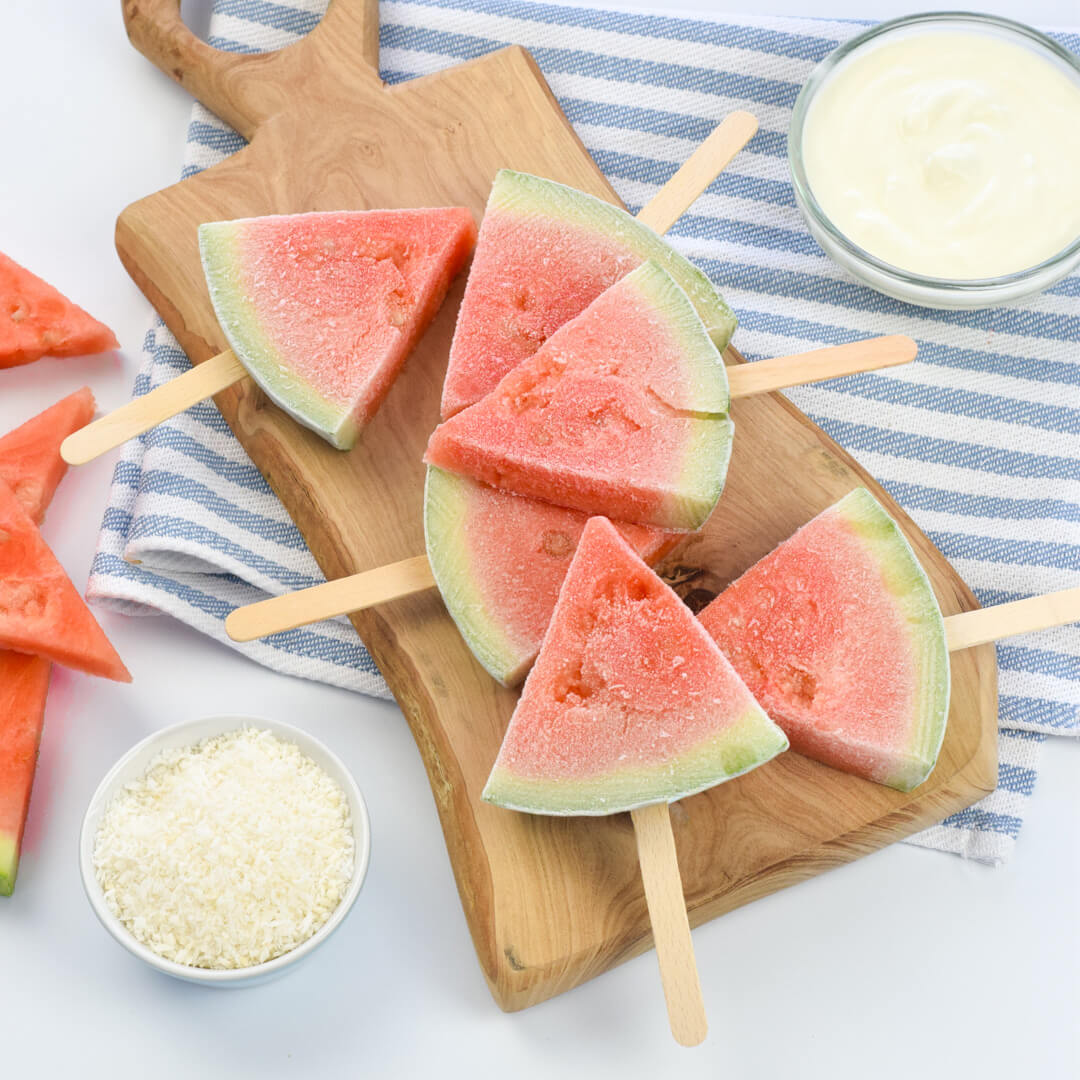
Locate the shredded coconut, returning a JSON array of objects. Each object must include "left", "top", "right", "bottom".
[{"left": 93, "top": 727, "right": 355, "bottom": 970}]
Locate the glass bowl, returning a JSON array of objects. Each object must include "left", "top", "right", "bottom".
[{"left": 788, "top": 12, "right": 1080, "bottom": 309}]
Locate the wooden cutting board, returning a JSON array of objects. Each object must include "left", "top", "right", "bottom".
[{"left": 117, "top": 0, "right": 997, "bottom": 1011}]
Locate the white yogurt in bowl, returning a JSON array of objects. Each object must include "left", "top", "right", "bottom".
[{"left": 789, "top": 13, "right": 1080, "bottom": 308}]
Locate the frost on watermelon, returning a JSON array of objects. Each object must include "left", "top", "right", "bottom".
[
  {"left": 0, "top": 480, "right": 130, "bottom": 682},
  {"left": 441, "top": 169, "right": 737, "bottom": 418},
  {"left": 0, "top": 652, "right": 51, "bottom": 896},
  {"left": 482, "top": 517, "right": 788, "bottom": 815},
  {"left": 200, "top": 207, "right": 477, "bottom": 450},
  {"left": 698, "top": 488, "right": 950, "bottom": 792},
  {"left": 426, "top": 261, "right": 734, "bottom": 531},
  {"left": 0, "top": 388, "right": 95, "bottom": 524},
  {"left": 424, "top": 467, "right": 682, "bottom": 686},
  {"left": 0, "top": 253, "right": 118, "bottom": 368}
]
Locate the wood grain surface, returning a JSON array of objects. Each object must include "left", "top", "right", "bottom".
[{"left": 117, "top": 0, "right": 998, "bottom": 1011}]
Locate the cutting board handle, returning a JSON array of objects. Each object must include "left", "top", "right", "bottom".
[{"left": 120, "top": 0, "right": 381, "bottom": 139}]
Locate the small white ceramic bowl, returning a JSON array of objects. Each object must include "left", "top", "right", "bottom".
[{"left": 80, "top": 715, "right": 371, "bottom": 988}]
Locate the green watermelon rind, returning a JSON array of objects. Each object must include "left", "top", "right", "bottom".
[
  {"left": 199, "top": 221, "right": 358, "bottom": 450},
  {"left": 622, "top": 260, "right": 734, "bottom": 531},
  {"left": 424, "top": 466, "right": 526, "bottom": 686},
  {"left": 493, "top": 171, "right": 738, "bottom": 351},
  {"left": 0, "top": 831, "right": 16, "bottom": 896},
  {"left": 481, "top": 705, "right": 789, "bottom": 816},
  {"left": 839, "top": 488, "right": 951, "bottom": 792},
  {"left": 623, "top": 260, "right": 730, "bottom": 414}
]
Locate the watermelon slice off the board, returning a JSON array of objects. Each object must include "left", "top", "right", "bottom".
[
  {"left": 0, "top": 390, "right": 100, "bottom": 894},
  {"left": 0, "top": 388, "right": 95, "bottom": 524},
  {"left": 0, "top": 253, "right": 118, "bottom": 368},
  {"left": 199, "top": 208, "right": 477, "bottom": 450},
  {"left": 441, "top": 169, "right": 737, "bottom": 419},
  {"left": 0, "top": 479, "right": 130, "bottom": 682},
  {"left": 482, "top": 517, "right": 788, "bottom": 815},
  {"left": 0, "top": 652, "right": 51, "bottom": 895},
  {"left": 424, "top": 467, "right": 681, "bottom": 686},
  {"left": 698, "top": 488, "right": 950, "bottom": 792},
  {"left": 426, "top": 262, "right": 734, "bottom": 532}
]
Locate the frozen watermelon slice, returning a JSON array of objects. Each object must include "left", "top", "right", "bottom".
[
  {"left": 0, "top": 651, "right": 51, "bottom": 895},
  {"left": 426, "top": 261, "right": 733, "bottom": 531},
  {"left": 424, "top": 466, "right": 682, "bottom": 686},
  {"left": 0, "top": 480, "right": 130, "bottom": 681},
  {"left": 200, "top": 208, "right": 477, "bottom": 450},
  {"left": 0, "top": 388, "right": 96, "bottom": 523},
  {"left": 0, "top": 252, "right": 118, "bottom": 368},
  {"left": 698, "top": 488, "right": 950, "bottom": 792},
  {"left": 482, "top": 517, "right": 788, "bottom": 815},
  {"left": 441, "top": 170, "right": 736, "bottom": 418}
]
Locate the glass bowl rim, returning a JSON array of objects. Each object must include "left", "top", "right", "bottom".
[{"left": 788, "top": 10, "right": 1080, "bottom": 293}]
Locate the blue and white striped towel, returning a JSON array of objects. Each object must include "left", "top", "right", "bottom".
[{"left": 89, "top": 0, "right": 1079, "bottom": 863}]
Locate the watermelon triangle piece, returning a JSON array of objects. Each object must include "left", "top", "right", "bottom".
[
  {"left": 200, "top": 208, "right": 477, "bottom": 450},
  {"left": 424, "top": 466, "right": 682, "bottom": 687},
  {"left": 426, "top": 261, "right": 734, "bottom": 531},
  {"left": 441, "top": 170, "right": 736, "bottom": 418},
  {"left": 0, "top": 253, "right": 118, "bottom": 369},
  {"left": 698, "top": 488, "right": 950, "bottom": 792},
  {"left": 482, "top": 517, "right": 788, "bottom": 815},
  {"left": 0, "top": 388, "right": 96, "bottom": 524},
  {"left": 0, "top": 479, "right": 130, "bottom": 681},
  {"left": 0, "top": 652, "right": 51, "bottom": 895}
]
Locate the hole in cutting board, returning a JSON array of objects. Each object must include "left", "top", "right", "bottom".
[
  {"left": 179, "top": 0, "right": 214, "bottom": 43},
  {"left": 178, "top": 0, "right": 327, "bottom": 48}
]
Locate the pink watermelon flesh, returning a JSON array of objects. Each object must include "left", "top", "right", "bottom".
[
  {"left": 441, "top": 170, "right": 736, "bottom": 418},
  {"left": 698, "top": 488, "right": 950, "bottom": 792},
  {"left": 0, "top": 479, "right": 130, "bottom": 682},
  {"left": 200, "top": 208, "right": 477, "bottom": 449},
  {"left": 0, "top": 393, "right": 89, "bottom": 894},
  {"left": 424, "top": 466, "right": 682, "bottom": 686},
  {"left": 426, "top": 262, "right": 733, "bottom": 531},
  {"left": 0, "top": 253, "right": 119, "bottom": 369},
  {"left": 482, "top": 517, "right": 788, "bottom": 815},
  {"left": 0, "top": 388, "right": 95, "bottom": 524},
  {"left": 0, "top": 651, "right": 51, "bottom": 895}
]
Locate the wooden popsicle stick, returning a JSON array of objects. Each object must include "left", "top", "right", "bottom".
[
  {"left": 631, "top": 802, "right": 708, "bottom": 1047},
  {"left": 944, "top": 587, "right": 1080, "bottom": 652},
  {"left": 635, "top": 110, "right": 757, "bottom": 233},
  {"left": 225, "top": 554, "right": 434, "bottom": 642},
  {"left": 225, "top": 333, "right": 921, "bottom": 642},
  {"left": 61, "top": 349, "right": 246, "bottom": 465},
  {"left": 62, "top": 112, "right": 760, "bottom": 469},
  {"left": 727, "top": 335, "right": 916, "bottom": 399}
]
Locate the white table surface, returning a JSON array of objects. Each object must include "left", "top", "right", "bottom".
[{"left": 2, "top": 2, "right": 1078, "bottom": 1077}]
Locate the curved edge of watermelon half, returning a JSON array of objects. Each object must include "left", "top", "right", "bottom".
[
  {"left": 847, "top": 490, "right": 951, "bottom": 790},
  {"left": 481, "top": 516, "right": 789, "bottom": 816},
  {"left": 0, "top": 387, "right": 96, "bottom": 523},
  {"left": 492, "top": 172, "right": 737, "bottom": 350},
  {"left": 0, "top": 652, "right": 51, "bottom": 896},
  {"left": 424, "top": 466, "right": 683, "bottom": 686},
  {"left": 484, "top": 706, "right": 789, "bottom": 817}
]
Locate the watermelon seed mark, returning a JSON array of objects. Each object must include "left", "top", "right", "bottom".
[
  {"left": 504, "top": 946, "right": 526, "bottom": 972},
  {"left": 0, "top": 580, "right": 50, "bottom": 619},
  {"left": 540, "top": 530, "right": 574, "bottom": 559},
  {"left": 780, "top": 665, "right": 818, "bottom": 707}
]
